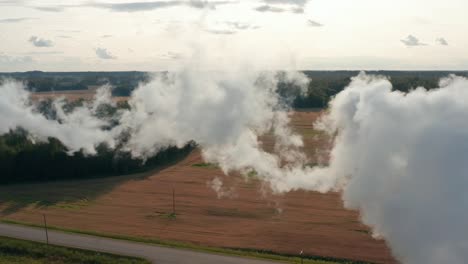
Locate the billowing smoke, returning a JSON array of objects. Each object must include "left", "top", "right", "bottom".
[
  {"left": 116, "top": 68, "right": 325, "bottom": 193},
  {"left": 0, "top": 79, "right": 117, "bottom": 154},
  {"left": 2, "top": 68, "right": 468, "bottom": 264},
  {"left": 313, "top": 73, "right": 468, "bottom": 264}
]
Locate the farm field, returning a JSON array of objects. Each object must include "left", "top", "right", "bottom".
[
  {"left": 31, "top": 89, "right": 129, "bottom": 102},
  {"left": 0, "top": 111, "right": 396, "bottom": 264}
]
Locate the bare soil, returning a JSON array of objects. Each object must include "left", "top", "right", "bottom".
[{"left": 0, "top": 111, "right": 396, "bottom": 264}]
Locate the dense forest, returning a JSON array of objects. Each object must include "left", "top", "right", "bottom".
[
  {"left": 0, "top": 70, "right": 466, "bottom": 184},
  {"left": 0, "top": 71, "right": 150, "bottom": 95},
  {"left": 0, "top": 129, "right": 194, "bottom": 184}
]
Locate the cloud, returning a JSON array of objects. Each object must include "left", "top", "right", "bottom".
[
  {"left": 22, "top": 51, "right": 63, "bottom": 55},
  {"left": 0, "top": 54, "right": 35, "bottom": 71},
  {"left": 2, "top": 1, "right": 235, "bottom": 13},
  {"left": 0, "top": 54, "right": 34, "bottom": 64},
  {"left": 95, "top": 48, "right": 116, "bottom": 59},
  {"left": 401, "top": 35, "right": 427, "bottom": 47},
  {"left": 255, "top": 0, "right": 309, "bottom": 13},
  {"left": 307, "top": 19, "right": 323, "bottom": 27},
  {"left": 159, "top": 51, "right": 182, "bottom": 59},
  {"left": 87, "top": 0, "right": 233, "bottom": 12},
  {"left": 436, "top": 37, "right": 449, "bottom": 46},
  {"left": 33, "top": 6, "right": 64, "bottom": 12},
  {"left": 0, "top": 17, "right": 36, "bottom": 23},
  {"left": 255, "top": 4, "right": 285, "bottom": 12},
  {"left": 28, "top": 36, "right": 54, "bottom": 47},
  {"left": 205, "top": 28, "right": 236, "bottom": 35},
  {"left": 0, "top": 0, "right": 25, "bottom": 4},
  {"left": 263, "top": 0, "right": 308, "bottom": 6},
  {"left": 55, "top": 29, "right": 81, "bottom": 33},
  {"left": 290, "top": 6, "right": 304, "bottom": 13},
  {"left": 224, "top": 21, "right": 260, "bottom": 30},
  {"left": 204, "top": 21, "right": 259, "bottom": 35},
  {"left": 203, "top": 21, "right": 259, "bottom": 35}
]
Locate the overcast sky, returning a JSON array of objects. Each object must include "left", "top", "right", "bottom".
[{"left": 0, "top": 0, "right": 467, "bottom": 71}]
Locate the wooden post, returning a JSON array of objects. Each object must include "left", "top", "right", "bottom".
[
  {"left": 300, "top": 249, "right": 303, "bottom": 264},
  {"left": 172, "top": 188, "right": 175, "bottom": 215},
  {"left": 43, "top": 214, "right": 49, "bottom": 245}
]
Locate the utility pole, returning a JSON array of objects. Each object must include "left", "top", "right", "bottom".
[{"left": 43, "top": 214, "right": 49, "bottom": 245}]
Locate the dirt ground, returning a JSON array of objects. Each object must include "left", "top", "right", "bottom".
[{"left": 0, "top": 111, "right": 396, "bottom": 264}]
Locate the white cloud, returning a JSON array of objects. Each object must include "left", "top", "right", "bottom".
[
  {"left": 86, "top": 0, "right": 233, "bottom": 12},
  {"left": 307, "top": 19, "right": 323, "bottom": 27},
  {"left": 436, "top": 37, "right": 449, "bottom": 46},
  {"left": 28, "top": 36, "right": 54, "bottom": 47},
  {"left": 401, "top": 35, "right": 427, "bottom": 47},
  {"left": 95, "top": 48, "right": 116, "bottom": 59},
  {"left": 0, "top": 17, "right": 36, "bottom": 23},
  {"left": 255, "top": 4, "right": 285, "bottom": 12}
]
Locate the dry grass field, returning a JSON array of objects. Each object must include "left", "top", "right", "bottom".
[
  {"left": 0, "top": 111, "right": 396, "bottom": 264},
  {"left": 31, "top": 90, "right": 128, "bottom": 103}
]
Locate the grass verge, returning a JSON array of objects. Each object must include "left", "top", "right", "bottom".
[
  {"left": 191, "top": 163, "right": 219, "bottom": 169},
  {"left": 0, "top": 235, "right": 149, "bottom": 264},
  {"left": 1, "top": 219, "right": 371, "bottom": 264}
]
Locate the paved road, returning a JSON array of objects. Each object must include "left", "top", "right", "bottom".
[{"left": 0, "top": 223, "right": 280, "bottom": 264}]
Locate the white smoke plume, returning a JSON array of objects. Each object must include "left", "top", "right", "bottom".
[
  {"left": 313, "top": 73, "right": 468, "bottom": 264},
  {"left": 116, "top": 67, "right": 317, "bottom": 193},
  {"left": 2, "top": 65, "right": 468, "bottom": 264},
  {"left": 0, "top": 79, "right": 117, "bottom": 154}
]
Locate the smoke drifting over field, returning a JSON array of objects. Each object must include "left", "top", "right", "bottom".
[
  {"left": 0, "top": 80, "right": 117, "bottom": 154},
  {"left": 315, "top": 73, "right": 468, "bottom": 264},
  {"left": 2, "top": 70, "right": 468, "bottom": 264}
]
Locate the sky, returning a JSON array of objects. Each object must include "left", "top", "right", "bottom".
[{"left": 0, "top": 0, "right": 467, "bottom": 71}]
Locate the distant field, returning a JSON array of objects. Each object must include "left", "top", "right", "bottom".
[
  {"left": 0, "top": 111, "right": 396, "bottom": 264},
  {"left": 31, "top": 89, "right": 129, "bottom": 102},
  {"left": 0, "top": 236, "right": 149, "bottom": 264}
]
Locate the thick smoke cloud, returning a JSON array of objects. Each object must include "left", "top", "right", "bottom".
[
  {"left": 2, "top": 66, "right": 468, "bottom": 263},
  {"left": 117, "top": 68, "right": 312, "bottom": 187},
  {"left": 0, "top": 80, "right": 117, "bottom": 154},
  {"left": 315, "top": 73, "right": 468, "bottom": 264}
]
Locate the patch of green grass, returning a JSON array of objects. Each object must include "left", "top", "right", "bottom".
[
  {"left": 205, "top": 208, "right": 258, "bottom": 219},
  {"left": 191, "top": 163, "right": 219, "bottom": 169},
  {"left": 0, "top": 236, "right": 149, "bottom": 264},
  {"left": 1, "top": 219, "right": 371, "bottom": 264},
  {"left": 297, "top": 129, "right": 328, "bottom": 138},
  {"left": 0, "top": 193, "right": 92, "bottom": 211},
  {"left": 247, "top": 170, "right": 258, "bottom": 178},
  {"left": 145, "top": 211, "right": 177, "bottom": 220},
  {"left": 51, "top": 198, "right": 92, "bottom": 210},
  {"left": 353, "top": 229, "right": 372, "bottom": 235}
]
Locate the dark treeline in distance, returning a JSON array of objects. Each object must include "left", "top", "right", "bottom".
[
  {"left": 1, "top": 70, "right": 466, "bottom": 108},
  {"left": 0, "top": 129, "right": 194, "bottom": 184},
  {"left": 0, "top": 71, "right": 150, "bottom": 95},
  {"left": 295, "top": 71, "right": 468, "bottom": 108}
]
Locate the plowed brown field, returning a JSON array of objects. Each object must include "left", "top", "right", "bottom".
[{"left": 0, "top": 111, "right": 396, "bottom": 263}]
